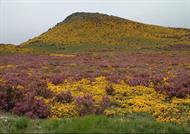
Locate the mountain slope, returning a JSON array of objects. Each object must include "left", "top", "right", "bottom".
[{"left": 21, "top": 12, "right": 190, "bottom": 46}]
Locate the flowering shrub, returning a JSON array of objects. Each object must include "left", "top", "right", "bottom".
[
  {"left": 154, "top": 72, "right": 190, "bottom": 98},
  {"left": 152, "top": 74, "right": 165, "bottom": 85},
  {"left": 12, "top": 95, "right": 50, "bottom": 119},
  {"left": 0, "top": 92, "right": 7, "bottom": 111},
  {"left": 105, "top": 85, "right": 115, "bottom": 95},
  {"left": 49, "top": 74, "right": 64, "bottom": 85},
  {"left": 128, "top": 75, "right": 150, "bottom": 87},
  {"left": 0, "top": 81, "right": 50, "bottom": 119},
  {"left": 47, "top": 76, "right": 190, "bottom": 123},
  {"left": 0, "top": 52, "right": 190, "bottom": 124},
  {"left": 54, "top": 90, "right": 73, "bottom": 103},
  {"left": 44, "top": 99, "right": 78, "bottom": 118},
  {"left": 76, "top": 94, "right": 95, "bottom": 116},
  {"left": 0, "top": 83, "right": 23, "bottom": 111},
  {"left": 96, "top": 96, "right": 110, "bottom": 114},
  {"left": 28, "top": 80, "right": 53, "bottom": 98}
]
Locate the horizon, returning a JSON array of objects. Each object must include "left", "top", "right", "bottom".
[{"left": 0, "top": 0, "right": 190, "bottom": 45}]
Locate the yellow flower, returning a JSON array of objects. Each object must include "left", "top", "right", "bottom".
[{"left": 44, "top": 76, "right": 190, "bottom": 124}]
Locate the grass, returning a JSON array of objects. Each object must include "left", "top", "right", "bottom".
[
  {"left": 23, "top": 42, "right": 189, "bottom": 55},
  {"left": 0, "top": 113, "right": 189, "bottom": 133},
  {"left": 1, "top": 41, "right": 189, "bottom": 56}
]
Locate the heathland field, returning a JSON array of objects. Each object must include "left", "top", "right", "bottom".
[{"left": 0, "top": 13, "right": 190, "bottom": 133}]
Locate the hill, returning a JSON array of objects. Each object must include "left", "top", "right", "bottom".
[
  {"left": 0, "top": 12, "right": 190, "bottom": 132},
  {"left": 21, "top": 12, "right": 190, "bottom": 47}
]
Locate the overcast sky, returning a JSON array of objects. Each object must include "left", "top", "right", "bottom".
[{"left": 0, "top": 0, "right": 190, "bottom": 45}]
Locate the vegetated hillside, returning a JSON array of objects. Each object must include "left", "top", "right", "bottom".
[
  {"left": 0, "top": 43, "right": 15, "bottom": 46},
  {"left": 0, "top": 43, "right": 34, "bottom": 55},
  {"left": 21, "top": 12, "right": 190, "bottom": 47},
  {"left": 0, "top": 44, "right": 19, "bottom": 54}
]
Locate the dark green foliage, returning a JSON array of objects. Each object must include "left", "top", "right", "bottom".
[{"left": 14, "top": 117, "right": 30, "bottom": 130}]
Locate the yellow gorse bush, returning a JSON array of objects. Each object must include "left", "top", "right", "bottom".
[
  {"left": 46, "top": 76, "right": 190, "bottom": 124},
  {"left": 44, "top": 99, "right": 78, "bottom": 118}
]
